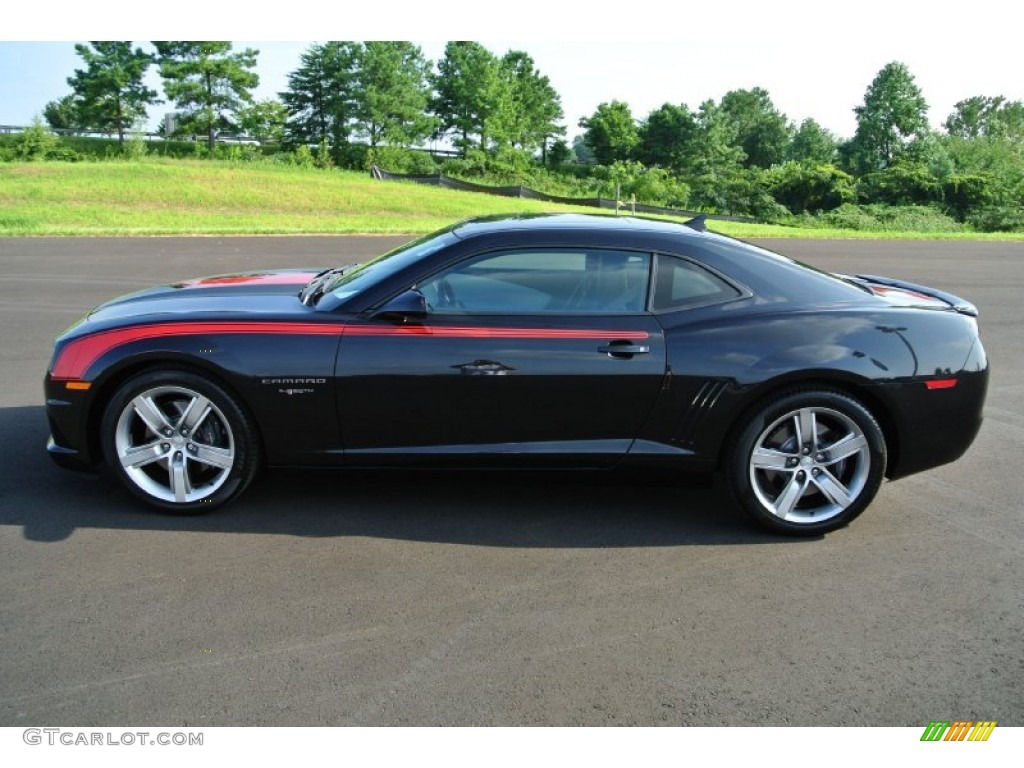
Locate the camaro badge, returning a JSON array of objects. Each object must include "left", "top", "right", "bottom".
[
  {"left": 260, "top": 378, "right": 324, "bottom": 396},
  {"left": 260, "top": 377, "right": 326, "bottom": 385}
]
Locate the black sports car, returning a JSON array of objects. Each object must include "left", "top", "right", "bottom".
[{"left": 44, "top": 214, "right": 988, "bottom": 535}]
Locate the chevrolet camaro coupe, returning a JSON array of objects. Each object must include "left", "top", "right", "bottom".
[{"left": 44, "top": 214, "right": 988, "bottom": 535}]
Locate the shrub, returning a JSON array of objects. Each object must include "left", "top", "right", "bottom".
[
  {"left": 967, "top": 204, "right": 1024, "bottom": 232},
  {"left": 314, "top": 139, "right": 334, "bottom": 170},
  {"left": 814, "top": 204, "right": 962, "bottom": 233},
  {"left": 290, "top": 144, "right": 315, "bottom": 169},
  {"left": 767, "top": 162, "right": 855, "bottom": 213},
  {"left": 366, "top": 146, "right": 438, "bottom": 175},
  {"left": 857, "top": 162, "right": 943, "bottom": 206},
  {"left": 4, "top": 119, "right": 79, "bottom": 161},
  {"left": 123, "top": 131, "right": 148, "bottom": 160}
]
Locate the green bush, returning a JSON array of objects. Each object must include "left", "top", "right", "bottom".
[
  {"left": 336, "top": 143, "right": 369, "bottom": 170},
  {"left": 1, "top": 120, "right": 80, "bottom": 162},
  {"left": 366, "top": 146, "right": 438, "bottom": 175},
  {"left": 314, "top": 140, "right": 334, "bottom": 170},
  {"left": 857, "top": 162, "right": 943, "bottom": 206},
  {"left": 967, "top": 204, "right": 1024, "bottom": 232},
  {"left": 767, "top": 162, "right": 856, "bottom": 213},
  {"left": 813, "top": 204, "right": 962, "bottom": 233},
  {"left": 290, "top": 144, "right": 315, "bottom": 169},
  {"left": 123, "top": 131, "right": 149, "bottom": 160}
]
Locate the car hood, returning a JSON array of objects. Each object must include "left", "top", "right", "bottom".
[{"left": 84, "top": 269, "right": 324, "bottom": 326}]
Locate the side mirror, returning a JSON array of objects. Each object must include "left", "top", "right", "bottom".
[{"left": 372, "top": 289, "right": 428, "bottom": 323}]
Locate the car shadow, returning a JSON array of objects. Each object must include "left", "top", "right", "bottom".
[{"left": 1, "top": 405, "right": 810, "bottom": 546}]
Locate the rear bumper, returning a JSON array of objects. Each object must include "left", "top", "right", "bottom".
[{"left": 885, "top": 364, "right": 988, "bottom": 480}]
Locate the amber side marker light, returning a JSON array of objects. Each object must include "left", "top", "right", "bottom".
[
  {"left": 925, "top": 378, "right": 958, "bottom": 390},
  {"left": 65, "top": 381, "right": 92, "bottom": 391}
]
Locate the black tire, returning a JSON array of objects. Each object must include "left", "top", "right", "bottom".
[
  {"left": 99, "top": 370, "right": 260, "bottom": 513},
  {"left": 725, "top": 389, "right": 886, "bottom": 536}
]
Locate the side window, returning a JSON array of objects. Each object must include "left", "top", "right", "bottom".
[
  {"left": 651, "top": 253, "right": 741, "bottom": 311},
  {"left": 419, "top": 249, "right": 651, "bottom": 314}
]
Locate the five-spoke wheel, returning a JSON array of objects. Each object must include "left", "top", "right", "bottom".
[
  {"left": 101, "top": 371, "right": 259, "bottom": 512},
  {"left": 728, "top": 390, "right": 886, "bottom": 535}
]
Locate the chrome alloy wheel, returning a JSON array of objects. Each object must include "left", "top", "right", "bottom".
[
  {"left": 748, "top": 406, "right": 871, "bottom": 525},
  {"left": 114, "top": 385, "right": 236, "bottom": 504}
]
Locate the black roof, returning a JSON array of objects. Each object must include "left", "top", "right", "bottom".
[{"left": 450, "top": 213, "right": 709, "bottom": 240}]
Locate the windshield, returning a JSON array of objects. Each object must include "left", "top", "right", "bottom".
[{"left": 322, "top": 228, "right": 459, "bottom": 305}]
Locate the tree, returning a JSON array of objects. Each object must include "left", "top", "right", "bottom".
[
  {"left": 67, "top": 42, "right": 157, "bottom": 144},
  {"left": 787, "top": 118, "right": 838, "bottom": 164},
  {"left": 682, "top": 100, "right": 755, "bottom": 214},
  {"left": 429, "top": 43, "right": 563, "bottom": 161},
  {"left": 687, "top": 99, "right": 745, "bottom": 177},
  {"left": 430, "top": 41, "right": 505, "bottom": 155},
  {"left": 280, "top": 42, "right": 360, "bottom": 150},
  {"left": 847, "top": 62, "right": 929, "bottom": 173},
  {"left": 941, "top": 130, "right": 1024, "bottom": 229},
  {"left": 944, "top": 96, "right": 1024, "bottom": 142},
  {"left": 43, "top": 95, "right": 82, "bottom": 132},
  {"left": 578, "top": 101, "right": 638, "bottom": 166},
  {"left": 719, "top": 87, "right": 791, "bottom": 168},
  {"left": 155, "top": 41, "right": 259, "bottom": 152},
  {"left": 353, "top": 42, "right": 435, "bottom": 148},
  {"left": 636, "top": 103, "right": 698, "bottom": 171},
  {"left": 767, "top": 161, "right": 855, "bottom": 214},
  {"left": 571, "top": 134, "right": 595, "bottom": 164},
  {"left": 8, "top": 116, "right": 63, "bottom": 161},
  {"left": 498, "top": 50, "right": 564, "bottom": 160},
  {"left": 547, "top": 138, "right": 572, "bottom": 167},
  {"left": 237, "top": 99, "right": 287, "bottom": 142},
  {"left": 858, "top": 161, "right": 943, "bottom": 206}
]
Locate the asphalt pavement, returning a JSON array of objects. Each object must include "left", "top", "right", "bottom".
[{"left": 0, "top": 234, "right": 1021, "bottom": 725}]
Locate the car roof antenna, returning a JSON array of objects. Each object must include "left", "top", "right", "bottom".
[{"left": 683, "top": 214, "right": 708, "bottom": 232}]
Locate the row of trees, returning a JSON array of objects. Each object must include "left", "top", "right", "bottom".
[
  {"left": 44, "top": 41, "right": 565, "bottom": 160},
  {"left": 46, "top": 42, "right": 260, "bottom": 151},
  {"left": 280, "top": 41, "right": 563, "bottom": 158},
  {"left": 37, "top": 44, "right": 1024, "bottom": 230},
  {"left": 575, "top": 63, "right": 1024, "bottom": 228}
]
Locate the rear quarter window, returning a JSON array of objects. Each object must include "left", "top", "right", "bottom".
[{"left": 652, "top": 253, "right": 742, "bottom": 311}]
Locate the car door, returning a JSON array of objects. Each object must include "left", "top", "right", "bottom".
[{"left": 334, "top": 247, "right": 667, "bottom": 467}]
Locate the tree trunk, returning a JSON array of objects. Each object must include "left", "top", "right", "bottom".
[{"left": 116, "top": 96, "right": 125, "bottom": 146}]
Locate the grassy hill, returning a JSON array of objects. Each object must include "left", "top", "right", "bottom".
[{"left": 1, "top": 158, "right": 1021, "bottom": 239}]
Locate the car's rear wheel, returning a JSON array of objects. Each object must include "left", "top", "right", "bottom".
[
  {"left": 726, "top": 389, "right": 886, "bottom": 535},
  {"left": 100, "top": 370, "right": 259, "bottom": 513}
]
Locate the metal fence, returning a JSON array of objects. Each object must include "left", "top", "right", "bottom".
[{"left": 369, "top": 165, "right": 758, "bottom": 224}]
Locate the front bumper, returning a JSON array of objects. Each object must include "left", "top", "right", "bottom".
[
  {"left": 45, "top": 373, "right": 98, "bottom": 472},
  {"left": 46, "top": 434, "right": 95, "bottom": 473}
]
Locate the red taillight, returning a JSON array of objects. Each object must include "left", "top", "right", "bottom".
[{"left": 925, "top": 378, "right": 958, "bottom": 390}]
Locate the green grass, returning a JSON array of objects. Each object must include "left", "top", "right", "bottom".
[{"left": 1, "top": 158, "right": 1022, "bottom": 239}]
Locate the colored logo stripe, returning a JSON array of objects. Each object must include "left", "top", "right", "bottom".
[
  {"left": 920, "top": 720, "right": 997, "bottom": 742},
  {"left": 51, "top": 321, "right": 651, "bottom": 380}
]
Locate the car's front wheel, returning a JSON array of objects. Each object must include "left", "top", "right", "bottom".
[
  {"left": 726, "top": 389, "right": 886, "bottom": 535},
  {"left": 100, "top": 370, "right": 260, "bottom": 513}
]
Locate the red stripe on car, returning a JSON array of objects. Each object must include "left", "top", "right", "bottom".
[
  {"left": 174, "top": 272, "right": 320, "bottom": 288},
  {"left": 51, "top": 322, "right": 344, "bottom": 380},
  {"left": 344, "top": 326, "right": 649, "bottom": 340},
  {"left": 51, "top": 322, "right": 649, "bottom": 380}
]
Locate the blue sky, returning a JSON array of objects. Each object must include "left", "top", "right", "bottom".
[{"left": 2, "top": 2, "right": 1021, "bottom": 141}]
